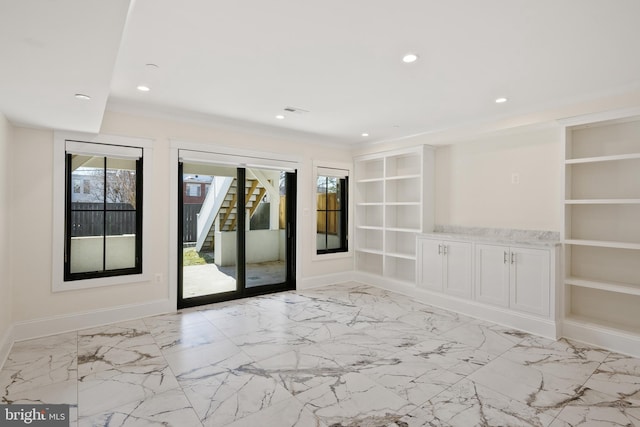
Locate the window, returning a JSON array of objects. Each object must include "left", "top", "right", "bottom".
[
  {"left": 316, "top": 169, "right": 348, "bottom": 254},
  {"left": 64, "top": 143, "right": 143, "bottom": 281},
  {"left": 186, "top": 183, "right": 201, "bottom": 197}
]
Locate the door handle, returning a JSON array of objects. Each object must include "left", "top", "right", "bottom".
[
  {"left": 504, "top": 251, "right": 508, "bottom": 264},
  {"left": 438, "top": 244, "right": 442, "bottom": 255},
  {"left": 443, "top": 245, "right": 448, "bottom": 255},
  {"left": 511, "top": 252, "right": 516, "bottom": 264}
]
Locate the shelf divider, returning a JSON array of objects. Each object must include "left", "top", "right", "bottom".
[
  {"left": 565, "top": 277, "right": 640, "bottom": 296},
  {"left": 565, "top": 153, "right": 640, "bottom": 164},
  {"left": 564, "top": 239, "right": 640, "bottom": 250}
]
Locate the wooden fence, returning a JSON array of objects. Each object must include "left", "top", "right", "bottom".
[
  {"left": 183, "top": 204, "right": 203, "bottom": 242},
  {"left": 316, "top": 193, "right": 338, "bottom": 234},
  {"left": 70, "top": 203, "right": 136, "bottom": 237}
]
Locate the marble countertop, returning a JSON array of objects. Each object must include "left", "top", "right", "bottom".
[{"left": 419, "top": 226, "right": 561, "bottom": 248}]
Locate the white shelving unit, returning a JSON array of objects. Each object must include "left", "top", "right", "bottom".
[
  {"left": 354, "top": 146, "right": 434, "bottom": 284},
  {"left": 562, "top": 114, "right": 640, "bottom": 356}
]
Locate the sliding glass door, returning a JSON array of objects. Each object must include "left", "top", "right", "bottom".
[{"left": 178, "top": 161, "right": 296, "bottom": 308}]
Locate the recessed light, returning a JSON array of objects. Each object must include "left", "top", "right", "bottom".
[
  {"left": 275, "top": 115, "right": 285, "bottom": 120},
  {"left": 362, "top": 133, "right": 369, "bottom": 137},
  {"left": 137, "top": 85, "right": 150, "bottom": 92},
  {"left": 402, "top": 53, "right": 418, "bottom": 63},
  {"left": 495, "top": 97, "right": 508, "bottom": 103},
  {"left": 74, "top": 93, "right": 91, "bottom": 100}
]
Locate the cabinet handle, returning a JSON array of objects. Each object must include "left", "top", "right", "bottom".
[
  {"left": 438, "top": 244, "right": 442, "bottom": 255},
  {"left": 511, "top": 252, "right": 516, "bottom": 264},
  {"left": 504, "top": 251, "right": 508, "bottom": 264},
  {"left": 443, "top": 245, "right": 448, "bottom": 255}
]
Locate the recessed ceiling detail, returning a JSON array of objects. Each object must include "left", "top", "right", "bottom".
[{"left": 2, "top": 1, "right": 640, "bottom": 141}]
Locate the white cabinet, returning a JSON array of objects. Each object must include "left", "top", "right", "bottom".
[
  {"left": 418, "top": 238, "right": 472, "bottom": 298},
  {"left": 475, "top": 244, "right": 550, "bottom": 316},
  {"left": 354, "top": 146, "right": 434, "bottom": 283},
  {"left": 510, "top": 247, "right": 550, "bottom": 317},
  {"left": 475, "top": 244, "right": 510, "bottom": 307}
]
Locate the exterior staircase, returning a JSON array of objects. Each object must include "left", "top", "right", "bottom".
[{"left": 199, "top": 177, "right": 268, "bottom": 251}]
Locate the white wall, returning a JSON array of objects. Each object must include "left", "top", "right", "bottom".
[
  {"left": 0, "top": 113, "right": 12, "bottom": 345},
  {"left": 9, "top": 110, "right": 354, "bottom": 324},
  {"left": 434, "top": 127, "right": 563, "bottom": 231}
]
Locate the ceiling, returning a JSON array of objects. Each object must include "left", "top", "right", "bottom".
[{"left": 2, "top": 0, "right": 640, "bottom": 144}]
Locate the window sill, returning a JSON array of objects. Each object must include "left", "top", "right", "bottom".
[
  {"left": 53, "top": 273, "right": 150, "bottom": 292},
  {"left": 312, "top": 250, "right": 353, "bottom": 262}
]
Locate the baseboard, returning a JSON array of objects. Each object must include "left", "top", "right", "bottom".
[
  {"left": 297, "top": 271, "right": 357, "bottom": 290},
  {"left": 353, "top": 272, "right": 559, "bottom": 340},
  {"left": 562, "top": 318, "right": 640, "bottom": 359},
  {"left": 0, "top": 324, "right": 15, "bottom": 371},
  {"left": 11, "top": 299, "right": 175, "bottom": 344}
]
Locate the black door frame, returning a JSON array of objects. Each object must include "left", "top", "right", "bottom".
[{"left": 177, "top": 163, "right": 296, "bottom": 309}]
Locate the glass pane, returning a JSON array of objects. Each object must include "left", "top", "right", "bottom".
[
  {"left": 327, "top": 177, "right": 340, "bottom": 210},
  {"left": 105, "top": 211, "right": 137, "bottom": 270},
  {"left": 245, "top": 168, "right": 287, "bottom": 288},
  {"left": 106, "top": 158, "right": 137, "bottom": 208},
  {"left": 182, "top": 164, "right": 237, "bottom": 298},
  {"left": 69, "top": 211, "right": 104, "bottom": 274},
  {"left": 70, "top": 155, "right": 104, "bottom": 208},
  {"left": 326, "top": 211, "right": 342, "bottom": 250}
]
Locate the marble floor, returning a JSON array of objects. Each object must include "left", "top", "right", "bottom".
[{"left": 1, "top": 282, "right": 639, "bottom": 426}]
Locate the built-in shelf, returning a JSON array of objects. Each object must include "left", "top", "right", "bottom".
[
  {"left": 356, "top": 202, "right": 385, "bottom": 207},
  {"left": 564, "top": 239, "right": 640, "bottom": 250},
  {"left": 385, "top": 174, "right": 421, "bottom": 181},
  {"left": 565, "top": 199, "right": 640, "bottom": 205},
  {"left": 354, "top": 145, "right": 434, "bottom": 283},
  {"left": 356, "top": 177, "right": 385, "bottom": 183},
  {"left": 386, "top": 202, "right": 421, "bottom": 206},
  {"left": 563, "top": 114, "right": 640, "bottom": 358},
  {"left": 565, "top": 152, "right": 640, "bottom": 164},
  {"left": 356, "top": 225, "right": 383, "bottom": 230},
  {"left": 386, "top": 252, "right": 416, "bottom": 260},
  {"left": 386, "top": 227, "right": 421, "bottom": 233},
  {"left": 565, "top": 277, "right": 640, "bottom": 296}
]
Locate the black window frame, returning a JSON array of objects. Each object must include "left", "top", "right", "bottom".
[
  {"left": 64, "top": 153, "right": 143, "bottom": 281},
  {"left": 316, "top": 175, "right": 348, "bottom": 255}
]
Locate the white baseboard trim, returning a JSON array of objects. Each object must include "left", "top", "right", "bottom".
[
  {"left": 353, "top": 272, "right": 559, "bottom": 340},
  {"left": 11, "top": 299, "right": 175, "bottom": 344},
  {"left": 297, "top": 271, "right": 357, "bottom": 290},
  {"left": 0, "top": 324, "right": 15, "bottom": 371},
  {"left": 562, "top": 319, "right": 640, "bottom": 359}
]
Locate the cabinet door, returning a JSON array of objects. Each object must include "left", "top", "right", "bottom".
[
  {"left": 443, "top": 241, "right": 472, "bottom": 298},
  {"left": 509, "top": 247, "right": 550, "bottom": 316},
  {"left": 474, "top": 244, "right": 510, "bottom": 307},
  {"left": 417, "top": 238, "right": 443, "bottom": 291}
]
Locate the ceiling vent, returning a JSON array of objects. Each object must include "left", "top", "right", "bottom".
[{"left": 283, "top": 106, "right": 309, "bottom": 114}]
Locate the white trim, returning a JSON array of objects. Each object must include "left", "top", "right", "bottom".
[
  {"left": 171, "top": 138, "right": 301, "bottom": 167},
  {"left": 557, "top": 107, "right": 640, "bottom": 128},
  {"left": 11, "top": 299, "right": 173, "bottom": 344},
  {"left": 0, "top": 325, "right": 14, "bottom": 371},
  {"left": 66, "top": 140, "right": 142, "bottom": 159},
  {"left": 312, "top": 160, "right": 354, "bottom": 261},
  {"left": 297, "top": 271, "right": 357, "bottom": 290},
  {"left": 169, "top": 147, "right": 179, "bottom": 308},
  {"left": 52, "top": 132, "right": 154, "bottom": 292},
  {"left": 353, "top": 271, "right": 560, "bottom": 340},
  {"left": 562, "top": 318, "right": 640, "bottom": 359}
]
